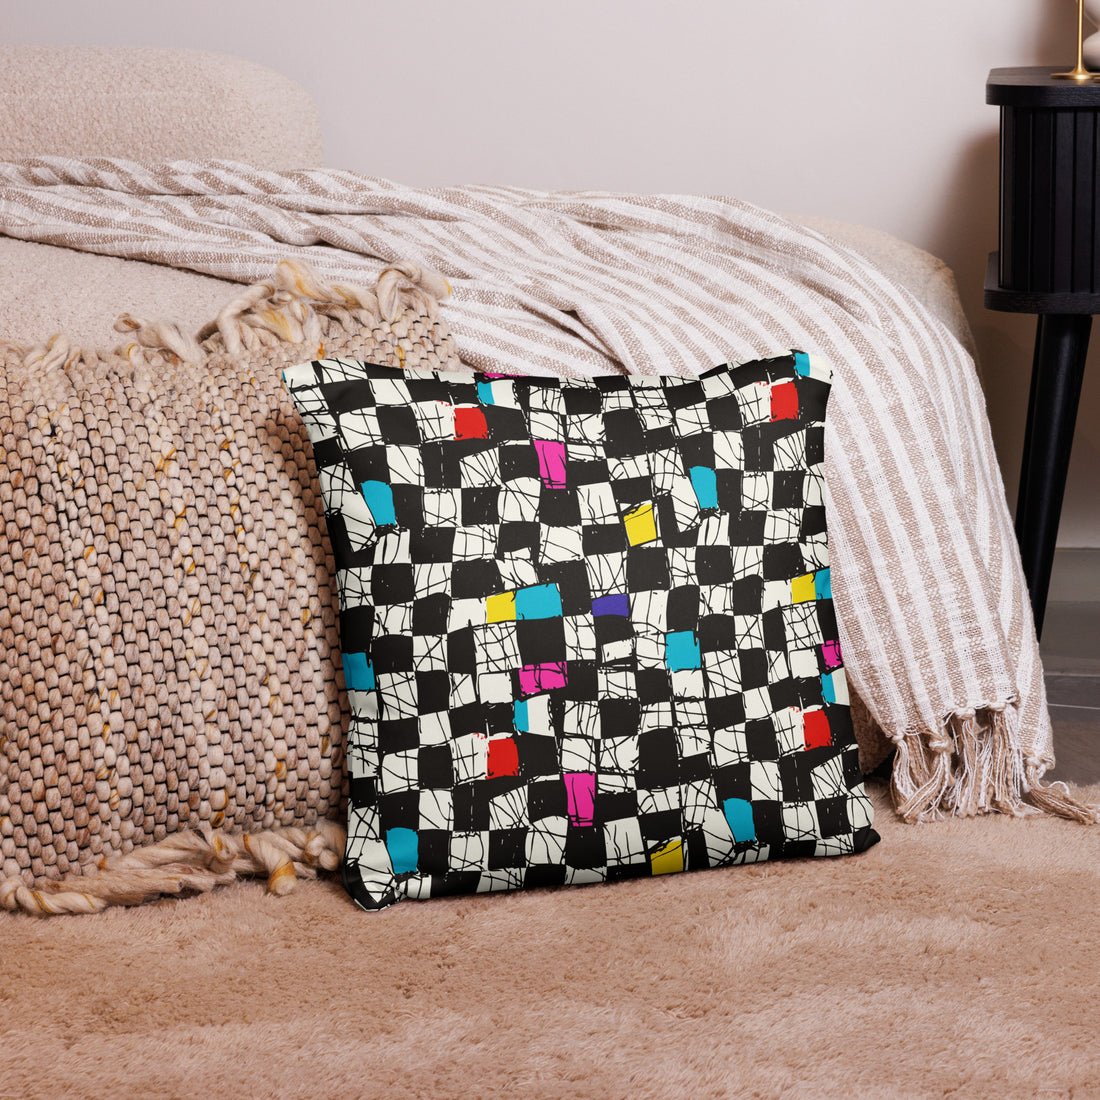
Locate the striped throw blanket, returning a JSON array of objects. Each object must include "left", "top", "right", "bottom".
[{"left": 1, "top": 157, "right": 1093, "bottom": 825}]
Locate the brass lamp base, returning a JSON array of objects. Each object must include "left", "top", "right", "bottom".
[
  {"left": 1051, "top": 65, "right": 1095, "bottom": 80},
  {"left": 1054, "top": 0, "right": 1098, "bottom": 79}
]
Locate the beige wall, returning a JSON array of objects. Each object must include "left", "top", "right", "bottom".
[{"left": 8, "top": 0, "right": 1100, "bottom": 547}]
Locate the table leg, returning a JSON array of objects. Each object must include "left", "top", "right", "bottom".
[{"left": 1014, "top": 312, "right": 1092, "bottom": 638}]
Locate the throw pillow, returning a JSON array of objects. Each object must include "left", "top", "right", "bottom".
[{"left": 282, "top": 351, "right": 879, "bottom": 911}]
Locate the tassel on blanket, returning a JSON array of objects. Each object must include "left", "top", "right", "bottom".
[
  {"left": 890, "top": 704, "right": 1100, "bottom": 824},
  {"left": 10, "top": 258, "right": 456, "bottom": 374},
  {"left": 1023, "top": 767, "right": 1100, "bottom": 824},
  {"left": 185, "top": 259, "right": 450, "bottom": 360},
  {"left": 0, "top": 821, "right": 347, "bottom": 917}
]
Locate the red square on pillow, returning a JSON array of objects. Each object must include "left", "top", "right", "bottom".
[
  {"left": 488, "top": 737, "right": 520, "bottom": 778},
  {"left": 803, "top": 709, "right": 832, "bottom": 749},
  {"left": 770, "top": 381, "right": 799, "bottom": 421},
  {"left": 454, "top": 406, "right": 489, "bottom": 439}
]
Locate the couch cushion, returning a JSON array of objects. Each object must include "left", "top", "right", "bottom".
[{"left": 0, "top": 47, "right": 323, "bottom": 167}]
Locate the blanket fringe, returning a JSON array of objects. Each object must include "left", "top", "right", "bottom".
[
  {"left": 890, "top": 704, "right": 1100, "bottom": 824},
  {"left": 0, "top": 821, "right": 347, "bottom": 917},
  {"left": 1023, "top": 767, "right": 1100, "bottom": 824},
  {"left": 5, "top": 258, "right": 453, "bottom": 373}
]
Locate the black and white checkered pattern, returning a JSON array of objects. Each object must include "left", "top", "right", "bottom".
[{"left": 284, "top": 350, "right": 878, "bottom": 911}]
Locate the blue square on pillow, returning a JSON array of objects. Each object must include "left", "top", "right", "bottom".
[{"left": 665, "top": 630, "right": 702, "bottom": 671}]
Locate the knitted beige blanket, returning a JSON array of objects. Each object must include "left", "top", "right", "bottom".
[
  {"left": 0, "top": 159, "right": 1095, "bottom": 913},
  {"left": 0, "top": 260, "right": 458, "bottom": 913}
]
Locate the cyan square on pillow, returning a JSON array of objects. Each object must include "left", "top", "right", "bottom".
[{"left": 282, "top": 351, "right": 878, "bottom": 911}]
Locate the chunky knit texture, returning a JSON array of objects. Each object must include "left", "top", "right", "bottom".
[{"left": 0, "top": 261, "right": 459, "bottom": 913}]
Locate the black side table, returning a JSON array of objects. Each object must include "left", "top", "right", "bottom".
[{"left": 985, "top": 66, "right": 1100, "bottom": 638}]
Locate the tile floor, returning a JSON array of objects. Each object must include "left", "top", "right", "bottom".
[{"left": 1041, "top": 601, "right": 1100, "bottom": 786}]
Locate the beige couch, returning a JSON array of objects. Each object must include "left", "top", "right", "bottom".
[{"left": 0, "top": 44, "right": 978, "bottom": 853}]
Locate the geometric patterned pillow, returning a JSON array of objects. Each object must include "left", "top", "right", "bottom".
[{"left": 282, "top": 351, "right": 879, "bottom": 911}]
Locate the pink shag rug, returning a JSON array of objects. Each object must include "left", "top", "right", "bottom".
[{"left": 3, "top": 781, "right": 1099, "bottom": 1099}]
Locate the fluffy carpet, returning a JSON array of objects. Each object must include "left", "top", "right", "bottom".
[{"left": 3, "top": 781, "right": 1098, "bottom": 1100}]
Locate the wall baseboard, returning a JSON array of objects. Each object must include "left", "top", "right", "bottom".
[{"left": 1048, "top": 549, "right": 1100, "bottom": 603}]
